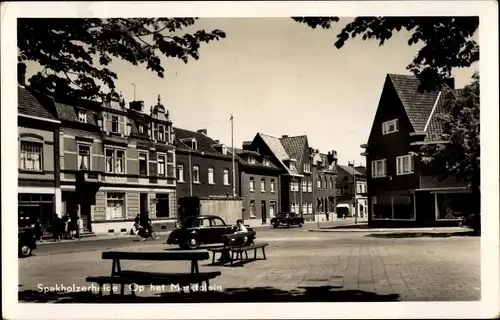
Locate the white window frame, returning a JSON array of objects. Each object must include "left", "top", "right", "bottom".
[
  {"left": 302, "top": 181, "right": 307, "bottom": 192},
  {"left": 249, "top": 177, "right": 255, "bottom": 192},
  {"left": 260, "top": 178, "right": 266, "bottom": 192},
  {"left": 303, "top": 163, "right": 310, "bottom": 173},
  {"left": 138, "top": 124, "right": 144, "bottom": 134},
  {"left": 77, "top": 144, "right": 91, "bottom": 171},
  {"left": 248, "top": 156, "right": 256, "bottom": 164},
  {"left": 105, "top": 148, "right": 126, "bottom": 174},
  {"left": 192, "top": 165, "right": 200, "bottom": 184},
  {"left": 138, "top": 152, "right": 148, "bottom": 176},
  {"left": 396, "top": 154, "right": 414, "bottom": 175},
  {"left": 302, "top": 203, "right": 307, "bottom": 214},
  {"left": 157, "top": 153, "right": 166, "bottom": 177},
  {"left": 221, "top": 145, "right": 227, "bottom": 155},
  {"left": 208, "top": 167, "right": 215, "bottom": 185},
  {"left": 371, "top": 194, "right": 416, "bottom": 221},
  {"left": 270, "top": 179, "right": 275, "bottom": 193},
  {"left": 371, "top": 159, "right": 387, "bottom": 178},
  {"left": 223, "top": 169, "right": 230, "bottom": 185},
  {"left": 166, "top": 150, "right": 175, "bottom": 178},
  {"left": 20, "top": 141, "right": 44, "bottom": 171},
  {"left": 307, "top": 202, "right": 313, "bottom": 214},
  {"left": 106, "top": 192, "right": 126, "bottom": 220},
  {"left": 382, "top": 119, "right": 399, "bottom": 135},
  {"left": 249, "top": 200, "right": 256, "bottom": 218},
  {"left": 158, "top": 124, "right": 165, "bottom": 141},
  {"left": 177, "top": 164, "right": 184, "bottom": 182},
  {"left": 307, "top": 181, "right": 312, "bottom": 193},
  {"left": 78, "top": 110, "right": 87, "bottom": 123}
]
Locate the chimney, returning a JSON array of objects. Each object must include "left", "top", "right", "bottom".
[
  {"left": 281, "top": 135, "right": 288, "bottom": 138},
  {"left": 445, "top": 78, "right": 455, "bottom": 90},
  {"left": 197, "top": 129, "right": 207, "bottom": 135},
  {"left": 214, "top": 139, "right": 220, "bottom": 144},
  {"left": 18, "top": 63, "right": 26, "bottom": 87},
  {"left": 242, "top": 141, "right": 252, "bottom": 150},
  {"left": 129, "top": 101, "right": 144, "bottom": 112},
  {"left": 348, "top": 162, "right": 354, "bottom": 167}
]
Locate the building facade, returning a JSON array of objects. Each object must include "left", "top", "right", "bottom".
[
  {"left": 234, "top": 146, "right": 281, "bottom": 226},
  {"left": 18, "top": 75, "right": 62, "bottom": 232},
  {"left": 361, "top": 74, "right": 474, "bottom": 227},
  {"left": 335, "top": 163, "right": 368, "bottom": 219},
  {"left": 53, "top": 93, "right": 178, "bottom": 235},
  {"left": 246, "top": 133, "right": 338, "bottom": 222}
]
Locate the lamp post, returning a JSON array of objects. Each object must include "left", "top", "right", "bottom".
[{"left": 353, "top": 160, "right": 358, "bottom": 225}]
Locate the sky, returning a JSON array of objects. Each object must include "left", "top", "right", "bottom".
[{"left": 24, "top": 18, "right": 478, "bottom": 167}]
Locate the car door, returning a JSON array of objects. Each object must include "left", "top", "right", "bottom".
[
  {"left": 210, "top": 217, "right": 229, "bottom": 244},
  {"left": 195, "top": 218, "right": 212, "bottom": 244}
]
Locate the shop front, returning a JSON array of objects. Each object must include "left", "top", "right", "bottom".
[{"left": 18, "top": 193, "right": 55, "bottom": 232}]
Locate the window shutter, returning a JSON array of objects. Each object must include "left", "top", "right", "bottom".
[{"left": 395, "top": 119, "right": 399, "bottom": 131}]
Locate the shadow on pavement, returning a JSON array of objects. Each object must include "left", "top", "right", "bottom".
[
  {"left": 18, "top": 286, "right": 400, "bottom": 303},
  {"left": 320, "top": 224, "right": 369, "bottom": 230},
  {"left": 365, "top": 231, "right": 478, "bottom": 238}
]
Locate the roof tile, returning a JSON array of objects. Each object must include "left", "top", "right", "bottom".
[{"left": 18, "top": 87, "right": 58, "bottom": 121}]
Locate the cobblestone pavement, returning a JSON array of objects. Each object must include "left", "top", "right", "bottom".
[{"left": 18, "top": 230, "right": 480, "bottom": 302}]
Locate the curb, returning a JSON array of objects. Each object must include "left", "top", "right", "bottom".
[
  {"left": 308, "top": 227, "right": 469, "bottom": 233},
  {"left": 37, "top": 231, "right": 172, "bottom": 245}
]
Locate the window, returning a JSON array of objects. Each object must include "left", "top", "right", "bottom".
[
  {"left": 317, "top": 176, "right": 322, "bottom": 188},
  {"left": 435, "top": 193, "right": 474, "bottom": 220},
  {"left": 371, "top": 159, "right": 387, "bottom": 178},
  {"left": 302, "top": 181, "right": 307, "bottom": 192},
  {"left": 248, "top": 156, "right": 256, "bottom": 164},
  {"left": 270, "top": 179, "right": 275, "bottom": 193},
  {"left": 106, "top": 193, "right": 125, "bottom": 219},
  {"left": 78, "top": 110, "right": 87, "bottom": 123},
  {"left": 307, "top": 181, "right": 312, "bottom": 193},
  {"left": 270, "top": 201, "right": 276, "bottom": 217},
  {"left": 221, "top": 146, "right": 227, "bottom": 155},
  {"left": 307, "top": 202, "right": 313, "bottom": 214},
  {"left": 166, "top": 151, "right": 175, "bottom": 177},
  {"left": 193, "top": 165, "right": 200, "bottom": 183},
  {"left": 396, "top": 155, "right": 414, "bottom": 175},
  {"left": 382, "top": 119, "right": 399, "bottom": 135},
  {"left": 249, "top": 177, "right": 255, "bottom": 191},
  {"left": 158, "top": 155, "right": 166, "bottom": 176},
  {"left": 181, "top": 138, "right": 197, "bottom": 150},
  {"left": 116, "top": 150, "right": 125, "bottom": 173},
  {"left": 302, "top": 203, "right": 307, "bottom": 214},
  {"left": 77, "top": 145, "right": 90, "bottom": 170},
  {"left": 372, "top": 194, "right": 415, "bottom": 220},
  {"left": 249, "top": 200, "right": 256, "bottom": 218},
  {"left": 290, "top": 181, "right": 298, "bottom": 192},
  {"left": 263, "top": 158, "right": 270, "bottom": 166},
  {"left": 260, "top": 178, "right": 266, "bottom": 192},
  {"left": 138, "top": 124, "right": 144, "bottom": 134},
  {"left": 20, "top": 141, "right": 43, "bottom": 171},
  {"left": 208, "top": 167, "right": 215, "bottom": 184},
  {"left": 291, "top": 203, "right": 299, "bottom": 214},
  {"left": 330, "top": 177, "right": 334, "bottom": 189},
  {"left": 177, "top": 165, "right": 184, "bottom": 182},
  {"left": 158, "top": 125, "right": 165, "bottom": 141},
  {"left": 105, "top": 149, "right": 114, "bottom": 173},
  {"left": 223, "top": 169, "right": 230, "bottom": 185},
  {"left": 139, "top": 152, "right": 148, "bottom": 176},
  {"left": 111, "top": 115, "right": 119, "bottom": 133},
  {"left": 211, "top": 217, "right": 226, "bottom": 226},
  {"left": 303, "top": 163, "right": 311, "bottom": 173}
]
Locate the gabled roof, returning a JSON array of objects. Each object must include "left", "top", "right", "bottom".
[
  {"left": 424, "top": 89, "right": 464, "bottom": 142},
  {"left": 230, "top": 147, "right": 280, "bottom": 170},
  {"left": 173, "top": 127, "right": 228, "bottom": 156},
  {"left": 54, "top": 101, "right": 100, "bottom": 126},
  {"left": 388, "top": 74, "right": 440, "bottom": 132},
  {"left": 18, "top": 86, "right": 58, "bottom": 121},
  {"left": 338, "top": 165, "right": 364, "bottom": 177},
  {"left": 279, "top": 135, "right": 308, "bottom": 168},
  {"left": 258, "top": 133, "right": 290, "bottom": 161}
]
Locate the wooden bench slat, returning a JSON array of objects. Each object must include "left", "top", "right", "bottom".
[
  {"left": 230, "top": 243, "right": 269, "bottom": 252},
  {"left": 222, "top": 231, "right": 256, "bottom": 240},
  {"left": 102, "top": 251, "right": 209, "bottom": 261}
]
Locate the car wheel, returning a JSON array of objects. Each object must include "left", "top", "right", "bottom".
[
  {"left": 19, "top": 245, "right": 32, "bottom": 257},
  {"left": 187, "top": 237, "right": 200, "bottom": 249},
  {"left": 287, "top": 223, "right": 291, "bottom": 228}
]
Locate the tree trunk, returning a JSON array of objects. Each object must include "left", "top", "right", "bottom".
[{"left": 471, "top": 170, "right": 481, "bottom": 236}]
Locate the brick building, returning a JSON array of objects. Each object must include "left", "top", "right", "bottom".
[{"left": 335, "top": 163, "right": 368, "bottom": 219}]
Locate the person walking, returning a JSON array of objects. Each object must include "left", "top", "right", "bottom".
[{"left": 34, "top": 218, "right": 43, "bottom": 242}]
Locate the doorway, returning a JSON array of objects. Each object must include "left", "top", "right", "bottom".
[
  {"left": 261, "top": 200, "right": 266, "bottom": 224},
  {"left": 140, "top": 193, "right": 148, "bottom": 216}
]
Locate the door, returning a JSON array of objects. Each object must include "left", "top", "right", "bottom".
[
  {"left": 261, "top": 200, "right": 266, "bottom": 224},
  {"left": 140, "top": 193, "right": 148, "bottom": 216},
  {"left": 269, "top": 201, "right": 276, "bottom": 218},
  {"left": 80, "top": 202, "right": 91, "bottom": 231}
]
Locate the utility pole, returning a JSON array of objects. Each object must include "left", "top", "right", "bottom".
[
  {"left": 353, "top": 160, "right": 358, "bottom": 225},
  {"left": 132, "top": 83, "right": 136, "bottom": 101},
  {"left": 230, "top": 114, "right": 236, "bottom": 197}
]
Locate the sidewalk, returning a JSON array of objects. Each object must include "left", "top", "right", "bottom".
[{"left": 309, "top": 225, "right": 470, "bottom": 233}]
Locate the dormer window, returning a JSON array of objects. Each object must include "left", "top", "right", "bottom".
[
  {"left": 303, "top": 163, "right": 311, "bottom": 173},
  {"left": 221, "top": 145, "right": 227, "bottom": 155},
  {"left": 181, "top": 138, "right": 197, "bottom": 150},
  {"left": 382, "top": 119, "right": 399, "bottom": 135},
  {"left": 248, "top": 156, "right": 256, "bottom": 164},
  {"left": 263, "top": 158, "right": 270, "bottom": 166},
  {"left": 78, "top": 110, "right": 87, "bottom": 123},
  {"left": 138, "top": 124, "right": 144, "bottom": 134},
  {"left": 158, "top": 125, "right": 165, "bottom": 141}
]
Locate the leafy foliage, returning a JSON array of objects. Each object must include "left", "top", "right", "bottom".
[
  {"left": 292, "top": 17, "right": 479, "bottom": 92},
  {"left": 18, "top": 18, "right": 226, "bottom": 99},
  {"left": 420, "top": 72, "right": 480, "bottom": 184}
]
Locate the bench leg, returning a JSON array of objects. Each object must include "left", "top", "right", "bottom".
[
  {"left": 244, "top": 251, "right": 248, "bottom": 260},
  {"left": 230, "top": 251, "right": 234, "bottom": 266},
  {"left": 262, "top": 246, "right": 267, "bottom": 260},
  {"left": 110, "top": 284, "right": 114, "bottom": 295},
  {"left": 240, "top": 251, "right": 244, "bottom": 265},
  {"left": 212, "top": 252, "right": 216, "bottom": 264}
]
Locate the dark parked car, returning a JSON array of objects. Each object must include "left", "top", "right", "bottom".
[
  {"left": 19, "top": 227, "right": 37, "bottom": 257},
  {"left": 271, "top": 212, "right": 305, "bottom": 228},
  {"left": 167, "top": 215, "right": 255, "bottom": 249}
]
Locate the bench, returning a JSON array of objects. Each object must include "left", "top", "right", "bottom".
[
  {"left": 85, "top": 251, "right": 221, "bottom": 297},
  {"left": 208, "top": 231, "right": 268, "bottom": 266}
]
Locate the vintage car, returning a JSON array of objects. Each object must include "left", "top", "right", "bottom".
[
  {"left": 271, "top": 212, "right": 305, "bottom": 228},
  {"left": 167, "top": 215, "right": 256, "bottom": 249},
  {"left": 19, "top": 227, "right": 37, "bottom": 257}
]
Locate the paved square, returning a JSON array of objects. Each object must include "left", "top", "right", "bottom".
[{"left": 18, "top": 230, "right": 480, "bottom": 302}]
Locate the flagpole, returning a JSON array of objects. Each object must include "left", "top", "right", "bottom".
[{"left": 231, "top": 114, "right": 236, "bottom": 197}]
